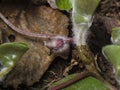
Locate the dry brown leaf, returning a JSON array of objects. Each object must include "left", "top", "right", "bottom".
[{"left": 0, "top": 3, "right": 70, "bottom": 88}]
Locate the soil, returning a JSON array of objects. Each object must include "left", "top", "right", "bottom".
[{"left": 0, "top": 0, "right": 120, "bottom": 90}]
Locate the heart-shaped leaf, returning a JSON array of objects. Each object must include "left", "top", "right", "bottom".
[
  {"left": 48, "top": 74, "right": 107, "bottom": 90},
  {"left": 111, "top": 27, "right": 120, "bottom": 44},
  {"left": 0, "top": 42, "right": 29, "bottom": 80},
  {"left": 102, "top": 45, "right": 120, "bottom": 80}
]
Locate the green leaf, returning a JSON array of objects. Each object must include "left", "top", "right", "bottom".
[
  {"left": 48, "top": 74, "right": 107, "bottom": 90},
  {"left": 102, "top": 45, "right": 120, "bottom": 80},
  {"left": 63, "top": 77, "right": 107, "bottom": 90},
  {"left": 48, "top": 74, "right": 78, "bottom": 89},
  {"left": 73, "top": 0, "right": 100, "bottom": 24},
  {"left": 0, "top": 42, "right": 29, "bottom": 79},
  {"left": 111, "top": 27, "right": 120, "bottom": 44},
  {"left": 55, "top": 0, "right": 72, "bottom": 10},
  {"left": 74, "top": 0, "right": 100, "bottom": 15}
]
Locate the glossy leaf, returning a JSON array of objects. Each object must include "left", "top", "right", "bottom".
[
  {"left": 55, "top": 0, "right": 72, "bottom": 10},
  {"left": 0, "top": 42, "right": 29, "bottom": 80},
  {"left": 102, "top": 45, "right": 120, "bottom": 80},
  {"left": 111, "top": 27, "right": 120, "bottom": 44},
  {"left": 48, "top": 74, "right": 107, "bottom": 90}
]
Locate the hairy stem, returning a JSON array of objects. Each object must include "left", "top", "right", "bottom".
[
  {"left": 0, "top": 12, "right": 54, "bottom": 39},
  {"left": 0, "top": 12, "right": 74, "bottom": 52},
  {"left": 0, "top": 12, "right": 73, "bottom": 42}
]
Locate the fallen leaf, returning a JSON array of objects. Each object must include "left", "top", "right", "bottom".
[{"left": 0, "top": 3, "right": 69, "bottom": 88}]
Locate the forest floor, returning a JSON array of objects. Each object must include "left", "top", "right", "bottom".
[{"left": 0, "top": 0, "right": 120, "bottom": 90}]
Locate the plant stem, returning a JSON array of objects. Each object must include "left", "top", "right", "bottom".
[
  {"left": 0, "top": 12, "right": 73, "bottom": 42},
  {"left": 0, "top": 12, "right": 74, "bottom": 52},
  {"left": 0, "top": 12, "right": 54, "bottom": 39}
]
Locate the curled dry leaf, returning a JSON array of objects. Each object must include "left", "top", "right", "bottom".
[{"left": 0, "top": 3, "right": 69, "bottom": 88}]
